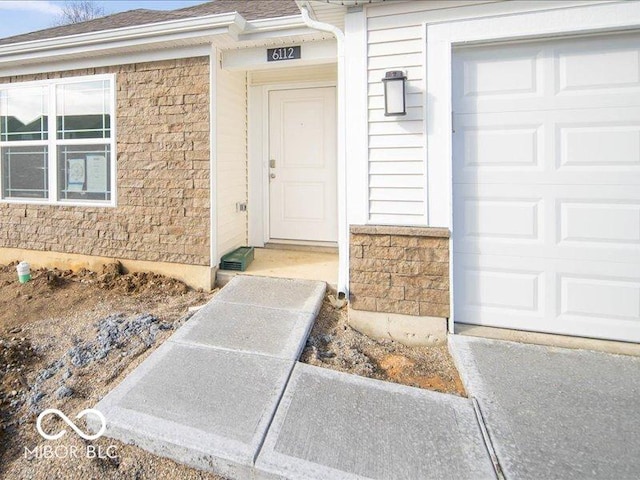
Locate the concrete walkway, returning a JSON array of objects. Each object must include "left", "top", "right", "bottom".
[
  {"left": 450, "top": 335, "right": 640, "bottom": 480},
  {"left": 256, "top": 363, "right": 493, "bottom": 480},
  {"left": 92, "top": 275, "right": 496, "bottom": 479}
]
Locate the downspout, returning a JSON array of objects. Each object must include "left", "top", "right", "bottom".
[{"left": 299, "top": 3, "right": 348, "bottom": 300}]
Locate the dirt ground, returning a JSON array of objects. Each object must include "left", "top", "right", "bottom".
[
  {"left": 0, "top": 262, "right": 464, "bottom": 480},
  {"left": 0, "top": 262, "right": 221, "bottom": 480},
  {"left": 301, "top": 296, "right": 466, "bottom": 396}
]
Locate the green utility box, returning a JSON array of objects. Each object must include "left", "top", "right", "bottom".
[{"left": 219, "top": 247, "right": 255, "bottom": 271}]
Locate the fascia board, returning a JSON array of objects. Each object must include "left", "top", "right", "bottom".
[
  {"left": 0, "top": 27, "right": 231, "bottom": 68},
  {"left": 244, "top": 15, "right": 307, "bottom": 32},
  {"left": 0, "top": 13, "right": 312, "bottom": 68},
  {"left": 0, "top": 13, "right": 242, "bottom": 57}
]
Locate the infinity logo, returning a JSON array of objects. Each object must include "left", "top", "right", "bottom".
[{"left": 36, "top": 408, "right": 106, "bottom": 441}]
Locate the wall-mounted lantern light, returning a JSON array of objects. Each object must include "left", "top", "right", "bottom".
[{"left": 382, "top": 70, "right": 407, "bottom": 116}]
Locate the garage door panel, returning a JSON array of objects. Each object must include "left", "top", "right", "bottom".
[
  {"left": 455, "top": 122, "right": 544, "bottom": 171},
  {"left": 453, "top": 32, "right": 640, "bottom": 342},
  {"left": 548, "top": 317, "right": 640, "bottom": 343},
  {"left": 462, "top": 269, "right": 542, "bottom": 313},
  {"left": 463, "top": 198, "right": 540, "bottom": 239},
  {"left": 554, "top": 186, "right": 640, "bottom": 264},
  {"left": 457, "top": 311, "right": 640, "bottom": 343},
  {"left": 455, "top": 44, "right": 543, "bottom": 99},
  {"left": 455, "top": 108, "right": 640, "bottom": 185},
  {"left": 454, "top": 184, "right": 545, "bottom": 251},
  {"left": 559, "top": 200, "right": 640, "bottom": 246},
  {"left": 454, "top": 32, "right": 640, "bottom": 114},
  {"left": 558, "top": 119, "right": 640, "bottom": 169},
  {"left": 559, "top": 275, "right": 640, "bottom": 321},
  {"left": 453, "top": 113, "right": 547, "bottom": 184},
  {"left": 555, "top": 36, "right": 640, "bottom": 94},
  {"left": 454, "top": 254, "right": 640, "bottom": 341},
  {"left": 455, "top": 91, "right": 640, "bottom": 114},
  {"left": 454, "top": 253, "right": 546, "bottom": 315},
  {"left": 553, "top": 258, "right": 640, "bottom": 342},
  {"left": 456, "top": 169, "right": 640, "bottom": 187},
  {"left": 455, "top": 190, "right": 640, "bottom": 262}
]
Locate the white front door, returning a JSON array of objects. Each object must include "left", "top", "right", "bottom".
[
  {"left": 452, "top": 32, "right": 640, "bottom": 342},
  {"left": 268, "top": 87, "right": 337, "bottom": 243}
]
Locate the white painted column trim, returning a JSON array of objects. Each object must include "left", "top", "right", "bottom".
[
  {"left": 209, "top": 46, "right": 218, "bottom": 269},
  {"left": 247, "top": 84, "right": 265, "bottom": 247},
  {"left": 344, "top": 8, "right": 369, "bottom": 226}
]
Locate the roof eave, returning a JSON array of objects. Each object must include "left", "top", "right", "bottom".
[
  {"left": 0, "top": 13, "right": 241, "bottom": 57},
  {"left": 0, "top": 11, "right": 310, "bottom": 69}
]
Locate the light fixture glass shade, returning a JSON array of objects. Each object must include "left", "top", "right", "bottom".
[{"left": 382, "top": 71, "right": 407, "bottom": 116}]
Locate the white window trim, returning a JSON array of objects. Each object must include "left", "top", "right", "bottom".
[{"left": 0, "top": 73, "right": 117, "bottom": 208}]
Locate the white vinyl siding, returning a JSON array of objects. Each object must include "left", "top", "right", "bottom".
[
  {"left": 366, "top": 5, "right": 427, "bottom": 226},
  {"left": 216, "top": 66, "right": 247, "bottom": 259},
  {"left": 363, "top": 0, "right": 607, "bottom": 226}
]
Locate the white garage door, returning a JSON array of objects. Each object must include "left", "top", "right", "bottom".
[{"left": 452, "top": 32, "right": 640, "bottom": 342}]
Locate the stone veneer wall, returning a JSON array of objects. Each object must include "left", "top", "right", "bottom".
[
  {"left": 0, "top": 57, "right": 210, "bottom": 266},
  {"left": 349, "top": 225, "right": 450, "bottom": 317}
]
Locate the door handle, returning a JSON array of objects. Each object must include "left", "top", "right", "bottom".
[
  {"left": 269, "top": 159, "right": 276, "bottom": 168},
  {"left": 270, "top": 173, "right": 276, "bottom": 179}
]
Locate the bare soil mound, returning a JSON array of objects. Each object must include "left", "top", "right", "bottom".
[
  {"left": 0, "top": 262, "right": 220, "bottom": 479},
  {"left": 302, "top": 296, "right": 466, "bottom": 397}
]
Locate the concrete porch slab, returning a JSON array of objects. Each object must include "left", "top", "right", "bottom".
[
  {"left": 450, "top": 335, "right": 640, "bottom": 480},
  {"left": 92, "top": 341, "right": 294, "bottom": 479},
  {"left": 215, "top": 275, "right": 326, "bottom": 314},
  {"left": 216, "top": 248, "right": 338, "bottom": 288},
  {"left": 255, "top": 363, "right": 496, "bottom": 480},
  {"left": 170, "top": 301, "right": 315, "bottom": 360}
]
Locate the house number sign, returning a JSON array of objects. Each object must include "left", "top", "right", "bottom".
[{"left": 267, "top": 46, "right": 301, "bottom": 62}]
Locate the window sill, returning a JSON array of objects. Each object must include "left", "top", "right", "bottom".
[{"left": 0, "top": 198, "right": 117, "bottom": 208}]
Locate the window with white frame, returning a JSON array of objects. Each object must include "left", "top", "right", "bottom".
[{"left": 0, "top": 74, "right": 115, "bottom": 205}]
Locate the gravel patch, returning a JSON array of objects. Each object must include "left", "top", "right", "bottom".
[
  {"left": 25, "top": 313, "right": 173, "bottom": 415},
  {"left": 0, "top": 263, "right": 221, "bottom": 479}
]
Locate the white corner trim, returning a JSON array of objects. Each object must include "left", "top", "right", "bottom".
[
  {"left": 426, "top": 0, "right": 640, "bottom": 229},
  {"left": 247, "top": 84, "right": 265, "bottom": 248},
  {"left": 421, "top": 21, "right": 429, "bottom": 226},
  {"left": 209, "top": 46, "right": 218, "bottom": 267},
  {"left": 344, "top": 8, "right": 369, "bottom": 226}
]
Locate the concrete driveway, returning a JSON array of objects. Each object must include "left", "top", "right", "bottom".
[{"left": 450, "top": 336, "right": 640, "bottom": 480}]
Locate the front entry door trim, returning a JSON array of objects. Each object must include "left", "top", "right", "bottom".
[
  {"left": 268, "top": 86, "right": 337, "bottom": 243},
  {"left": 247, "top": 81, "right": 337, "bottom": 248}
]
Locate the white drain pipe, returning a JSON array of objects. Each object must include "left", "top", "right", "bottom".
[{"left": 299, "top": 3, "right": 348, "bottom": 299}]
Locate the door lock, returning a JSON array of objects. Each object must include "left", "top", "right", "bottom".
[{"left": 269, "top": 159, "right": 276, "bottom": 168}]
